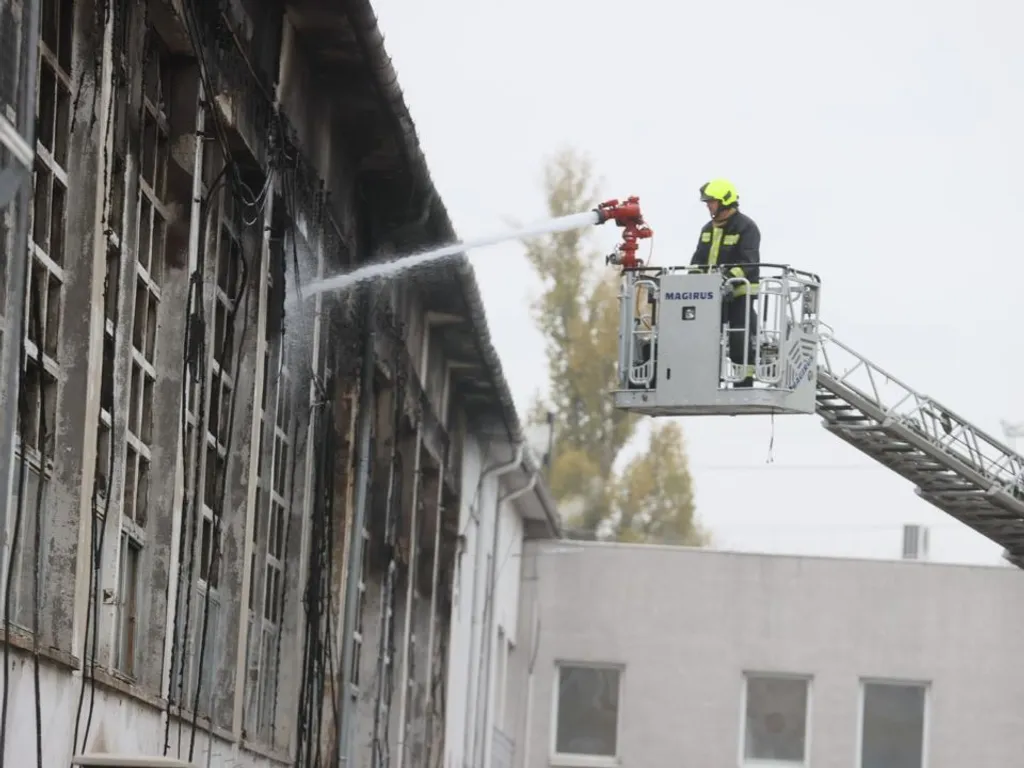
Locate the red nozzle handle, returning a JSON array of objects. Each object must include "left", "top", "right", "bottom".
[
  {"left": 595, "top": 196, "right": 653, "bottom": 270},
  {"left": 595, "top": 196, "right": 645, "bottom": 227}
]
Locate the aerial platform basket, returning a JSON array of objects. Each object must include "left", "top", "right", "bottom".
[{"left": 613, "top": 263, "right": 822, "bottom": 416}]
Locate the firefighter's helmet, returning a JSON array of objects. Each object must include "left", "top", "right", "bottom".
[{"left": 699, "top": 179, "right": 739, "bottom": 207}]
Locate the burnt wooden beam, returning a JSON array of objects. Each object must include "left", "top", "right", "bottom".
[{"left": 153, "top": 0, "right": 194, "bottom": 54}]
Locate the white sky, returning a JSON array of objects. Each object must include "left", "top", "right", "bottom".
[{"left": 372, "top": 0, "right": 1024, "bottom": 566}]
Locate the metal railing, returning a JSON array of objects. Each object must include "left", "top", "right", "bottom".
[
  {"left": 618, "top": 264, "right": 822, "bottom": 393},
  {"left": 623, "top": 276, "right": 658, "bottom": 388},
  {"left": 818, "top": 333, "right": 1024, "bottom": 498}
]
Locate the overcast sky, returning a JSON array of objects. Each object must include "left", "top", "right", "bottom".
[{"left": 372, "top": 0, "right": 1024, "bottom": 566}]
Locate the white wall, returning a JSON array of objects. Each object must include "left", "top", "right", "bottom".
[
  {"left": 514, "top": 541, "right": 1024, "bottom": 768},
  {"left": 483, "top": 501, "right": 524, "bottom": 768},
  {"left": 443, "top": 432, "right": 484, "bottom": 768},
  {"left": 0, "top": 650, "right": 284, "bottom": 768},
  {"left": 442, "top": 433, "right": 531, "bottom": 768}
]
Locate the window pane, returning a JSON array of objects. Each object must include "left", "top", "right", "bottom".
[
  {"left": 555, "top": 665, "right": 620, "bottom": 757},
  {"left": 744, "top": 675, "right": 808, "bottom": 762},
  {"left": 861, "top": 683, "right": 926, "bottom": 768}
]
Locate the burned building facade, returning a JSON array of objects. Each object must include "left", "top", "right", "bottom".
[{"left": 0, "top": 1, "right": 558, "bottom": 767}]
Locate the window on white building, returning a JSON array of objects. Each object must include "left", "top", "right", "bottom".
[
  {"left": 859, "top": 680, "right": 927, "bottom": 768},
  {"left": 742, "top": 672, "right": 810, "bottom": 765},
  {"left": 551, "top": 662, "right": 621, "bottom": 762}
]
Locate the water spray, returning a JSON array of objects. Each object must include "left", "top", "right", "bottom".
[{"left": 300, "top": 196, "right": 653, "bottom": 298}]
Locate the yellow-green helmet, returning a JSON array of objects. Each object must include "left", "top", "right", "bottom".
[{"left": 699, "top": 179, "right": 739, "bottom": 207}]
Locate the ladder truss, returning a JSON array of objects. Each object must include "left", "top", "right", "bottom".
[{"left": 816, "top": 334, "right": 1024, "bottom": 566}]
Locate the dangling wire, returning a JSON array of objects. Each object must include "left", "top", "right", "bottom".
[
  {"left": 71, "top": 1, "right": 129, "bottom": 753},
  {"left": 0, "top": 257, "right": 48, "bottom": 768}
]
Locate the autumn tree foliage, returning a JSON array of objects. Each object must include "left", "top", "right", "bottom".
[{"left": 523, "top": 148, "right": 709, "bottom": 546}]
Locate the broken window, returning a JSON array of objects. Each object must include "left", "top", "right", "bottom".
[
  {"left": 7, "top": 461, "right": 46, "bottom": 631},
  {"left": 4, "top": 0, "right": 74, "bottom": 631},
  {"left": 107, "top": 30, "right": 171, "bottom": 679},
  {"left": 115, "top": 530, "right": 140, "bottom": 675},
  {"left": 243, "top": 252, "right": 293, "bottom": 743},
  {"left": 173, "top": 138, "right": 244, "bottom": 721}
]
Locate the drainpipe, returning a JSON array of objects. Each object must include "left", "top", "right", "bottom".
[
  {"left": 462, "top": 444, "right": 523, "bottom": 766},
  {"left": 338, "top": 322, "right": 376, "bottom": 768},
  {"left": 392, "top": 413, "right": 423, "bottom": 768},
  {"left": 519, "top": 594, "right": 542, "bottom": 768},
  {"left": 422, "top": 440, "right": 446, "bottom": 762},
  {"left": 475, "top": 469, "right": 537, "bottom": 768},
  {"left": 423, "top": 360, "right": 452, "bottom": 767}
]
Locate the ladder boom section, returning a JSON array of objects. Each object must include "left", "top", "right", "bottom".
[{"left": 816, "top": 334, "right": 1024, "bottom": 565}]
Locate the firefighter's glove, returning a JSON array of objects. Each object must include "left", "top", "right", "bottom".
[{"left": 720, "top": 282, "right": 735, "bottom": 303}]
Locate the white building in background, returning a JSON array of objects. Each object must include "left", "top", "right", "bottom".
[{"left": 510, "top": 540, "right": 1024, "bottom": 768}]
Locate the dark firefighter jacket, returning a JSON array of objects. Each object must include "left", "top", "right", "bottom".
[{"left": 690, "top": 210, "right": 761, "bottom": 297}]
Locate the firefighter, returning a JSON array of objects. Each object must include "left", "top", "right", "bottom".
[{"left": 690, "top": 179, "right": 760, "bottom": 388}]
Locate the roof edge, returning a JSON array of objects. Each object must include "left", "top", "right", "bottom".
[
  {"left": 344, "top": 4, "right": 530, "bottom": 446},
  {"left": 541, "top": 539, "right": 1012, "bottom": 571},
  {"left": 346, "top": 0, "right": 562, "bottom": 537}
]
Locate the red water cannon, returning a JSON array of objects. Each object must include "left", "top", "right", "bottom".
[{"left": 594, "top": 196, "right": 653, "bottom": 270}]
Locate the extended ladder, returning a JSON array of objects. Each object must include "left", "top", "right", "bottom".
[{"left": 816, "top": 334, "right": 1024, "bottom": 566}]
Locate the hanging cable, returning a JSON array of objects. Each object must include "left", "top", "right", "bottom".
[
  {"left": 0, "top": 276, "right": 24, "bottom": 768},
  {"left": 295, "top": 369, "right": 336, "bottom": 768},
  {"left": 167, "top": 5, "right": 286, "bottom": 739},
  {"left": 266, "top": 347, "right": 309, "bottom": 747},
  {"left": 0, "top": 0, "right": 342, "bottom": 763},
  {"left": 369, "top": 319, "right": 408, "bottom": 768},
  {"left": 165, "top": 160, "right": 227, "bottom": 759},
  {"left": 188, "top": 190, "right": 253, "bottom": 761},
  {"left": 165, "top": 149, "right": 233, "bottom": 751},
  {"left": 27, "top": 266, "right": 46, "bottom": 768},
  {"left": 0, "top": 254, "right": 48, "bottom": 768},
  {"left": 139, "top": 2, "right": 345, "bottom": 760},
  {"left": 70, "top": 3, "right": 130, "bottom": 753}
]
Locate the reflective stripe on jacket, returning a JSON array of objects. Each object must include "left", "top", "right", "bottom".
[{"left": 689, "top": 210, "right": 761, "bottom": 297}]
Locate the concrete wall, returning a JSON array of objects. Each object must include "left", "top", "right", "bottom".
[
  {"left": 0, "top": 0, "right": 348, "bottom": 762},
  {"left": 513, "top": 541, "right": 1024, "bottom": 768}
]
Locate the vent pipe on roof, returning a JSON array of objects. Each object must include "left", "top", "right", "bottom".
[{"left": 901, "top": 524, "right": 929, "bottom": 561}]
